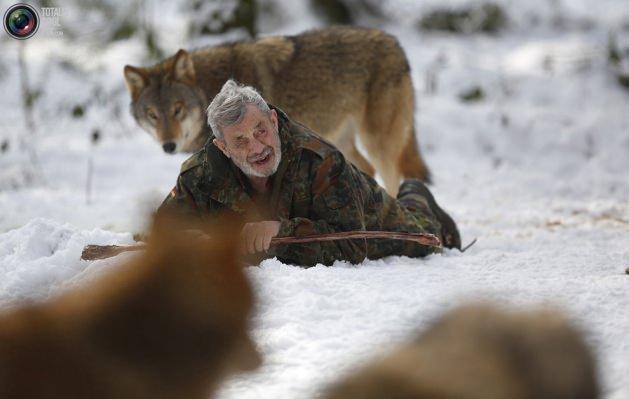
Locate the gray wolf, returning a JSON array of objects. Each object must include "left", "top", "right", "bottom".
[
  {"left": 0, "top": 215, "right": 260, "bottom": 398},
  {"left": 124, "top": 26, "right": 431, "bottom": 195},
  {"left": 324, "top": 303, "right": 599, "bottom": 399}
]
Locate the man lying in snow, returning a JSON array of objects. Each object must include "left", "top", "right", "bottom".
[{"left": 159, "top": 79, "right": 461, "bottom": 267}]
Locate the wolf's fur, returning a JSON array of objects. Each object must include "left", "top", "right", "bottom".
[
  {"left": 124, "top": 26, "right": 430, "bottom": 195},
  {"left": 325, "top": 304, "right": 599, "bottom": 399},
  {"left": 0, "top": 216, "right": 260, "bottom": 399}
]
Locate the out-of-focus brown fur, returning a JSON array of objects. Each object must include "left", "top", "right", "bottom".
[
  {"left": 325, "top": 304, "right": 599, "bottom": 399},
  {"left": 0, "top": 215, "right": 260, "bottom": 399},
  {"left": 124, "top": 26, "right": 431, "bottom": 195}
]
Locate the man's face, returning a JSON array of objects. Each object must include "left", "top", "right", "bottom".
[{"left": 214, "top": 105, "right": 282, "bottom": 178}]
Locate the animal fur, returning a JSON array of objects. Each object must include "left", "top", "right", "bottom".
[
  {"left": 124, "top": 26, "right": 430, "bottom": 195},
  {"left": 324, "top": 303, "right": 599, "bottom": 399},
  {"left": 0, "top": 215, "right": 260, "bottom": 399}
]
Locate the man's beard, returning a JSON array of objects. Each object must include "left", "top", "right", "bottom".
[{"left": 233, "top": 144, "right": 282, "bottom": 178}]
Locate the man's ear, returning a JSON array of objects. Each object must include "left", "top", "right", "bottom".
[
  {"left": 123, "top": 65, "right": 148, "bottom": 101},
  {"left": 269, "top": 109, "right": 278, "bottom": 131},
  {"left": 172, "top": 49, "right": 196, "bottom": 85},
  {"left": 213, "top": 138, "right": 230, "bottom": 158}
]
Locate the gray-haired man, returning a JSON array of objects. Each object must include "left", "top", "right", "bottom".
[{"left": 160, "top": 79, "right": 461, "bottom": 267}]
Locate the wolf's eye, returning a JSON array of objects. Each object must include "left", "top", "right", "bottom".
[
  {"left": 173, "top": 103, "right": 184, "bottom": 118},
  {"left": 147, "top": 110, "right": 158, "bottom": 120}
]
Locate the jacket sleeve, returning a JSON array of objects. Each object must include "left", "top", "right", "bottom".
[{"left": 270, "top": 151, "right": 368, "bottom": 267}]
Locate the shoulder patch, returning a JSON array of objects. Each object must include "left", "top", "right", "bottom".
[{"left": 290, "top": 122, "right": 338, "bottom": 160}]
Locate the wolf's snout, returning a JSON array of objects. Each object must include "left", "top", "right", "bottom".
[{"left": 162, "top": 142, "right": 176, "bottom": 153}]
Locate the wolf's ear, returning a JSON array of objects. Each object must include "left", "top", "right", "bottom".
[
  {"left": 172, "top": 49, "right": 196, "bottom": 84},
  {"left": 124, "top": 65, "right": 148, "bottom": 100}
]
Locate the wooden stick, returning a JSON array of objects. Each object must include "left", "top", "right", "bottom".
[
  {"left": 81, "top": 244, "right": 145, "bottom": 261},
  {"left": 81, "top": 231, "right": 441, "bottom": 261}
]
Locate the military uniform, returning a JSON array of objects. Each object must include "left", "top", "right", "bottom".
[{"left": 159, "top": 106, "right": 443, "bottom": 267}]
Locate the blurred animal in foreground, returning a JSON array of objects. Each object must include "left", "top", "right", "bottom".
[
  {"left": 124, "top": 26, "right": 431, "bottom": 194},
  {"left": 325, "top": 303, "right": 599, "bottom": 399},
  {"left": 0, "top": 215, "right": 260, "bottom": 399}
]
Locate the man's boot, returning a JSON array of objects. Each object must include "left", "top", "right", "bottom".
[{"left": 397, "top": 179, "right": 461, "bottom": 250}]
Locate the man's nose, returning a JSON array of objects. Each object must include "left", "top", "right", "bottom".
[{"left": 249, "top": 137, "right": 265, "bottom": 154}]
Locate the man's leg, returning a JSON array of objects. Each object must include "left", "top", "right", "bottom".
[{"left": 397, "top": 179, "right": 461, "bottom": 250}]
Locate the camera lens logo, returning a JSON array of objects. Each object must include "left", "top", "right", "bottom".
[{"left": 4, "top": 3, "right": 39, "bottom": 40}]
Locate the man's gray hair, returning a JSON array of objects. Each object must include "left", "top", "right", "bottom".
[{"left": 206, "top": 79, "right": 270, "bottom": 139}]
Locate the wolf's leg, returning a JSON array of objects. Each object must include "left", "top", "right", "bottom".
[
  {"left": 334, "top": 118, "right": 376, "bottom": 177},
  {"left": 346, "top": 142, "right": 376, "bottom": 177},
  {"left": 362, "top": 75, "right": 431, "bottom": 196},
  {"left": 361, "top": 86, "right": 407, "bottom": 196}
]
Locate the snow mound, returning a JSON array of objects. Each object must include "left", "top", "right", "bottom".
[{"left": 0, "top": 218, "right": 134, "bottom": 307}]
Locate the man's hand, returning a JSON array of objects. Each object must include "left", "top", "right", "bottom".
[{"left": 240, "top": 221, "right": 281, "bottom": 254}]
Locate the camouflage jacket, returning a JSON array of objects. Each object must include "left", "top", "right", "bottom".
[{"left": 159, "top": 106, "right": 440, "bottom": 267}]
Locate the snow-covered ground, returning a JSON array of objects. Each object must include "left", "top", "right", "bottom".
[{"left": 1, "top": 0, "right": 628, "bottom": 398}]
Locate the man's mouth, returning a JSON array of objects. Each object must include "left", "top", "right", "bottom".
[
  {"left": 254, "top": 154, "right": 271, "bottom": 165},
  {"left": 250, "top": 148, "right": 273, "bottom": 166}
]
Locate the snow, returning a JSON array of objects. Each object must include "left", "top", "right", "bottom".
[
  {"left": 0, "top": 0, "right": 628, "bottom": 398},
  {"left": 0, "top": 218, "right": 135, "bottom": 308}
]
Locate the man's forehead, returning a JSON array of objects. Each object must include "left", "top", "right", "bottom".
[{"left": 224, "top": 106, "right": 267, "bottom": 138}]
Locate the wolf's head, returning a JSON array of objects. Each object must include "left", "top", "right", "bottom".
[
  {"left": 324, "top": 303, "right": 599, "bottom": 399},
  {"left": 124, "top": 50, "right": 209, "bottom": 154},
  {"left": 60, "top": 213, "right": 261, "bottom": 395},
  {"left": 0, "top": 213, "right": 261, "bottom": 398}
]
